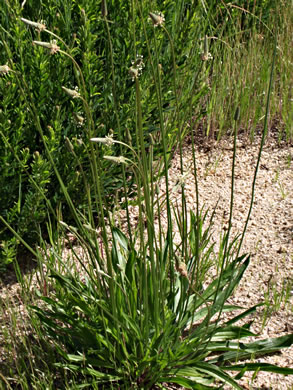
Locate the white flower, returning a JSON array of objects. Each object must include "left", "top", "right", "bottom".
[
  {"left": 172, "top": 171, "right": 189, "bottom": 192},
  {"left": 129, "top": 55, "right": 145, "bottom": 81},
  {"left": 104, "top": 155, "right": 129, "bottom": 165},
  {"left": 90, "top": 135, "right": 114, "bottom": 147},
  {"left": 62, "top": 86, "right": 80, "bottom": 99},
  {"left": 131, "top": 55, "right": 144, "bottom": 71},
  {"left": 33, "top": 39, "right": 60, "bottom": 54},
  {"left": 149, "top": 12, "right": 165, "bottom": 27},
  {"left": 201, "top": 52, "right": 213, "bottom": 61},
  {"left": 0, "top": 65, "right": 11, "bottom": 75},
  {"left": 129, "top": 66, "right": 139, "bottom": 81},
  {"left": 73, "top": 112, "right": 85, "bottom": 127}
]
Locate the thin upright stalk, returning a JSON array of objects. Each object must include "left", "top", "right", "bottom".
[
  {"left": 223, "top": 107, "right": 240, "bottom": 265},
  {"left": 162, "top": 25, "right": 187, "bottom": 261},
  {"left": 103, "top": 8, "right": 133, "bottom": 243},
  {"left": 134, "top": 76, "right": 159, "bottom": 332},
  {"left": 136, "top": 2, "right": 174, "bottom": 261},
  {"left": 236, "top": 32, "right": 277, "bottom": 257}
]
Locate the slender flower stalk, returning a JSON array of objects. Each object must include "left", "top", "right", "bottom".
[
  {"left": 102, "top": 8, "right": 134, "bottom": 244},
  {"left": 237, "top": 35, "right": 277, "bottom": 256},
  {"left": 161, "top": 21, "right": 188, "bottom": 263}
]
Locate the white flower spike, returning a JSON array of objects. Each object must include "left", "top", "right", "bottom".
[
  {"left": 21, "top": 17, "right": 46, "bottom": 31},
  {"left": 0, "top": 65, "right": 11, "bottom": 75},
  {"left": 33, "top": 40, "right": 60, "bottom": 55}
]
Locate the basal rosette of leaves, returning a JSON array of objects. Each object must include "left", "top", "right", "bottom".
[{"left": 31, "top": 227, "right": 293, "bottom": 389}]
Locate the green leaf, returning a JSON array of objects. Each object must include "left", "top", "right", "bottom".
[
  {"left": 112, "top": 227, "right": 129, "bottom": 251},
  {"left": 112, "top": 227, "right": 128, "bottom": 277},
  {"left": 224, "top": 303, "right": 264, "bottom": 327},
  {"left": 125, "top": 248, "right": 137, "bottom": 284},
  {"left": 186, "top": 304, "right": 244, "bottom": 326},
  {"left": 67, "top": 354, "right": 85, "bottom": 362},
  {"left": 82, "top": 366, "right": 121, "bottom": 382},
  {"left": 210, "top": 325, "right": 256, "bottom": 341},
  {"left": 159, "top": 375, "right": 214, "bottom": 389},
  {"left": 195, "top": 362, "right": 243, "bottom": 389},
  {"left": 225, "top": 362, "right": 293, "bottom": 375},
  {"left": 209, "top": 334, "right": 293, "bottom": 363},
  {"left": 194, "top": 255, "right": 249, "bottom": 310},
  {"left": 160, "top": 365, "right": 216, "bottom": 388}
]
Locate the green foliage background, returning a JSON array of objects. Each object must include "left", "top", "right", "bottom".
[{"left": 0, "top": 0, "right": 290, "bottom": 270}]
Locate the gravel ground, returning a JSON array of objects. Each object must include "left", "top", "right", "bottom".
[{"left": 165, "top": 135, "right": 293, "bottom": 389}]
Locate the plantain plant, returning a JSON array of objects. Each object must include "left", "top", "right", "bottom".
[{"left": 1, "top": 1, "right": 293, "bottom": 389}]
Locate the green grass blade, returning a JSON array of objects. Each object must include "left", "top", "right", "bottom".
[
  {"left": 194, "top": 362, "right": 243, "bottom": 389},
  {"left": 225, "top": 362, "right": 293, "bottom": 376},
  {"left": 209, "top": 334, "right": 293, "bottom": 363}
]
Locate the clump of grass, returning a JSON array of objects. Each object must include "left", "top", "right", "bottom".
[
  {"left": 262, "top": 271, "right": 293, "bottom": 329},
  {"left": 200, "top": 1, "right": 293, "bottom": 142}
]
